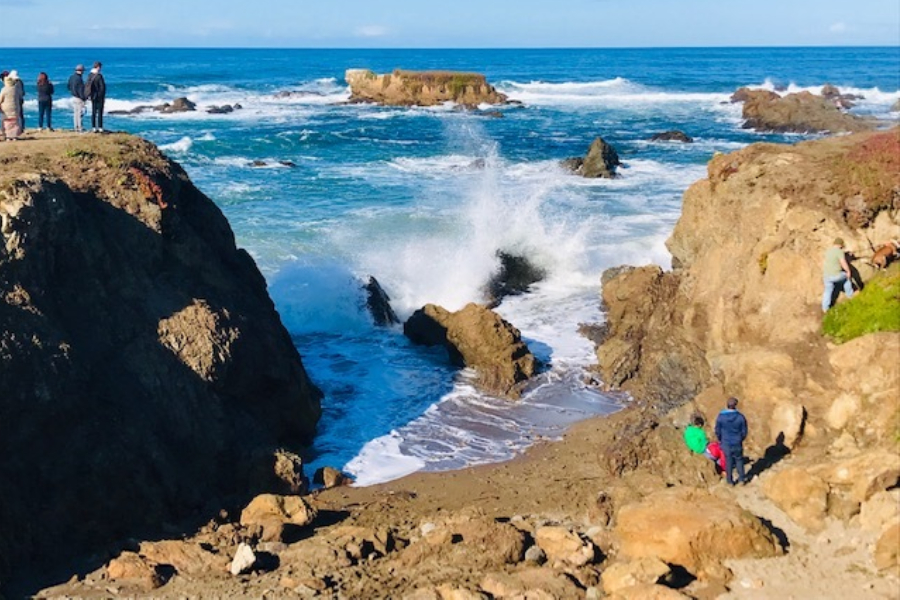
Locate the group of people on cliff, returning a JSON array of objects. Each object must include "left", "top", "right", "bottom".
[
  {"left": 0, "top": 61, "right": 106, "bottom": 140},
  {"left": 684, "top": 397, "right": 749, "bottom": 486}
]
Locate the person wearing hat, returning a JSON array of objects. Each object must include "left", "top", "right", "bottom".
[
  {"left": 85, "top": 61, "right": 106, "bottom": 133},
  {"left": 822, "top": 237, "right": 854, "bottom": 312},
  {"left": 0, "top": 71, "right": 24, "bottom": 141},
  {"left": 6, "top": 70, "right": 25, "bottom": 131},
  {"left": 67, "top": 64, "right": 87, "bottom": 133}
]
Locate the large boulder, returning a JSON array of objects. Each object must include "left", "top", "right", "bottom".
[
  {"left": 0, "top": 134, "right": 321, "bottom": 584},
  {"left": 345, "top": 69, "right": 507, "bottom": 108},
  {"left": 615, "top": 487, "right": 782, "bottom": 580},
  {"left": 762, "top": 467, "right": 830, "bottom": 531},
  {"left": 404, "top": 303, "right": 537, "bottom": 397}
]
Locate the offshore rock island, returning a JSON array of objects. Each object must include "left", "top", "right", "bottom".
[
  {"left": 1, "top": 125, "right": 898, "bottom": 598},
  {"left": 345, "top": 69, "right": 509, "bottom": 108}
]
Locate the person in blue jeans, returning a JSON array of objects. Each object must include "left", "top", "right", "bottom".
[
  {"left": 822, "top": 237, "right": 854, "bottom": 312},
  {"left": 715, "top": 397, "right": 748, "bottom": 485}
]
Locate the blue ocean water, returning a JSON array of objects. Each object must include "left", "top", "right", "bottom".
[{"left": 5, "top": 47, "right": 899, "bottom": 484}]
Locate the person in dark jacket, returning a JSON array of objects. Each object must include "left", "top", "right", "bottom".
[
  {"left": 85, "top": 61, "right": 106, "bottom": 133},
  {"left": 37, "top": 72, "right": 54, "bottom": 131},
  {"left": 67, "top": 64, "right": 86, "bottom": 132},
  {"left": 715, "top": 397, "right": 748, "bottom": 485}
]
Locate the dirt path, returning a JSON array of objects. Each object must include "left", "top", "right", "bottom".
[{"left": 717, "top": 460, "right": 898, "bottom": 600}]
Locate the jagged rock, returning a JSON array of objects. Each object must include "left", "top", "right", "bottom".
[
  {"left": 860, "top": 490, "right": 900, "bottom": 532},
  {"left": 810, "top": 450, "right": 900, "bottom": 504},
  {"left": 229, "top": 543, "right": 257, "bottom": 576},
  {"left": 398, "top": 514, "right": 526, "bottom": 569},
  {"left": 240, "top": 494, "right": 317, "bottom": 542},
  {"left": 364, "top": 276, "right": 399, "bottom": 326},
  {"left": 615, "top": 487, "right": 781, "bottom": 580},
  {"left": 769, "top": 402, "right": 806, "bottom": 449},
  {"left": 484, "top": 251, "right": 546, "bottom": 306},
  {"left": 404, "top": 303, "right": 537, "bottom": 398},
  {"left": 563, "top": 136, "right": 621, "bottom": 178},
  {"left": 730, "top": 87, "right": 778, "bottom": 104},
  {"left": 596, "top": 265, "right": 707, "bottom": 411},
  {"left": 602, "top": 557, "right": 671, "bottom": 595},
  {"left": 137, "top": 540, "right": 228, "bottom": 575},
  {"left": 875, "top": 522, "right": 900, "bottom": 571},
  {"left": 609, "top": 584, "right": 690, "bottom": 600},
  {"left": 314, "top": 466, "right": 349, "bottom": 489},
  {"left": 345, "top": 69, "right": 508, "bottom": 108},
  {"left": 279, "top": 160, "right": 297, "bottom": 168},
  {"left": 650, "top": 130, "right": 693, "bottom": 143},
  {"left": 272, "top": 448, "right": 309, "bottom": 494},
  {"left": 582, "top": 137, "right": 620, "bottom": 178},
  {"left": 248, "top": 160, "right": 268, "bottom": 167},
  {"left": 206, "top": 104, "right": 234, "bottom": 114},
  {"left": 106, "top": 552, "right": 166, "bottom": 590},
  {"left": 157, "top": 97, "right": 197, "bottom": 113},
  {"left": 480, "top": 567, "right": 584, "bottom": 599},
  {"left": 820, "top": 84, "right": 860, "bottom": 109},
  {"left": 737, "top": 89, "right": 871, "bottom": 133},
  {"left": 762, "top": 467, "right": 830, "bottom": 531},
  {"left": 534, "top": 526, "right": 597, "bottom": 567},
  {"left": 0, "top": 134, "right": 321, "bottom": 581}
]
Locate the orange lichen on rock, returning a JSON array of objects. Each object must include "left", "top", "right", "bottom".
[{"left": 128, "top": 166, "right": 168, "bottom": 209}]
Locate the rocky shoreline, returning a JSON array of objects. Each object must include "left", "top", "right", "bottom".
[{"left": 1, "top": 125, "right": 898, "bottom": 599}]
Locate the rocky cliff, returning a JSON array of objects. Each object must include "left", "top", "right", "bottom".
[
  {"left": 0, "top": 133, "right": 321, "bottom": 586},
  {"left": 596, "top": 128, "right": 900, "bottom": 454},
  {"left": 345, "top": 69, "right": 508, "bottom": 108}
]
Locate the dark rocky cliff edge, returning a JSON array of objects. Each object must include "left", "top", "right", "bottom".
[{"left": 0, "top": 133, "right": 321, "bottom": 588}]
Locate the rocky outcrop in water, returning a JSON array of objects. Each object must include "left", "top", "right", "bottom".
[
  {"left": 484, "top": 251, "right": 547, "bottom": 307},
  {"left": 345, "top": 69, "right": 508, "bottom": 108},
  {"left": 650, "top": 130, "right": 693, "bottom": 143},
  {"left": 364, "top": 276, "right": 399, "bottom": 326},
  {"left": 562, "top": 136, "right": 621, "bottom": 178},
  {"left": 731, "top": 87, "right": 872, "bottom": 133},
  {"left": 0, "top": 133, "right": 321, "bottom": 586},
  {"left": 404, "top": 302, "right": 537, "bottom": 397}
]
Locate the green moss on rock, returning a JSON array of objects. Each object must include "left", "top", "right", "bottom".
[{"left": 823, "top": 263, "right": 900, "bottom": 343}]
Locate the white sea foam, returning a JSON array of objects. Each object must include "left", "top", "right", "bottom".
[
  {"left": 159, "top": 136, "right": 193, "bottom": 153},
  {"left": 499, "top": 78, "right": 730, "bottom": 107},
  {"left": 346, "top": 433, "right": 428, "bottom": 486}
]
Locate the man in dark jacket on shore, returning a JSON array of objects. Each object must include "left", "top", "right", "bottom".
[
  {"left": 85, "top": 61, "right": 106, "bottom": 133},
  {"left": 67, "top": 64, "right": 86, "bottom": 133},
  {"left": 715, "top": 397, "right": 748, "bottom": 485}
]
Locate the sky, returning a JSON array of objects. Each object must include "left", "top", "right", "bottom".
[{"left": 0, "top": 0, "right": 897, "bottom": 48}]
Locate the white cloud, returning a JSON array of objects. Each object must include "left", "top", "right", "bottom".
[
  {"left": 355, "top": 25, "right": 388, "bottom": 38},
  {"left": 829, "top": 22, "right": 847, "bottom": 33}
]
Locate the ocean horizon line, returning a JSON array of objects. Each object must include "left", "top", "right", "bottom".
[{"left": 2, "top": 44, "right": 898, "bottom": 52}]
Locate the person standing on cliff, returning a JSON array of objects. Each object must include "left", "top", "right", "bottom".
[
  {"left": 67, "top": 64, "right": 86, "bottom": 133},
  {"left": 0, "top": 73, "right": 24, "bottom": 141},
  {"left": 37, "top": 72, "right": 54, "bottom": 131},
  {"left": 715, "top": 397, "right": 748, "bottom": 485},
  {"left": 822, "top": 237, "right": 854, "bottom": 312},
  {"left": 85, "top": 61, "right": 106, "bottom": 133}
]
